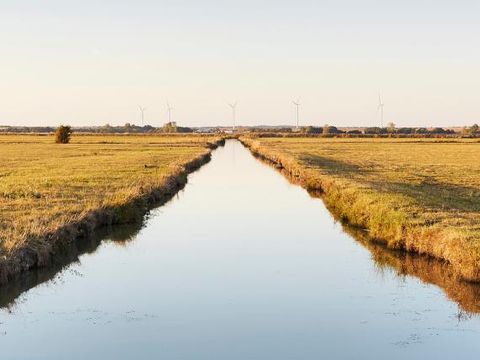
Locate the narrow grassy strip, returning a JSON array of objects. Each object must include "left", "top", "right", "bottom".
[
  {"left": 240, "top": 136, "right": 480, "bottom": 282},
  {"left": 0, "top": 135, "right": 224, "bottom": 284}
]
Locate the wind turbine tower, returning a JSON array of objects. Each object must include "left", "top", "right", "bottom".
[
  {"left": 138, "top": 105, "right": 146, "bottom": 126},
  {"left": 228, "top": 102, "right": 237, "bottom": 132},
  {"left": 377, "top": 94, "right": 384, "bottom": 128},
  {"left": 293, "top": 99, "right": 301, "bottom": 130},
  {"left": 166, "top": 101, "right": 173, "bottom": 123}
]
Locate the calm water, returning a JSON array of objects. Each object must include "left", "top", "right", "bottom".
[{"left": 1, "top": 140, "right": 480, "bottom": 359}]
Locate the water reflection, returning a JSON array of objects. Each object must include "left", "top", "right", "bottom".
[
  {"left": 0, "top": 223, "right": 143, "bottom": 310},
  {"left": 343, "top": 224, "right": 480, "bottom": 315}
]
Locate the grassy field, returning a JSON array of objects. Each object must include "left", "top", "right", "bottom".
[
  {"left": 241, "top": 136, "right": 480, "bottom": 281},
  {"left": 0, "top": 134, "right": 223, "bottom": 281}
]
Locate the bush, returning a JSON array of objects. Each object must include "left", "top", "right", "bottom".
[{"left": 55, "top": 125, "right": 72, "bottom": 144}]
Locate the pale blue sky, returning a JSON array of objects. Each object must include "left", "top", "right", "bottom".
[{"left": 1, "top": 0, "right": 479, "bottom": 127}]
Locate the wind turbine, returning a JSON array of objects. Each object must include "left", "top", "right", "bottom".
[
  {"left": 293, "top": 99, "right": 301, "bottom": 130},
  {"left": 166, "top": 101, "right": 173, "bottom": 123},
  {"left": 377, "top": 94, "right": 384, "bottom": 128},
  {"left": 228, "top": 102, "right": 237, "bottom": 132},
  {"left": 138, "top": 105, "right": 146, "bottom": 126}
]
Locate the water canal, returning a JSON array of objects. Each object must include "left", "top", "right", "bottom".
[{"left": 1, "top": 140, "right": 479, "bottom": 359}]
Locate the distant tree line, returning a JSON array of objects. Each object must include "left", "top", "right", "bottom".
[
  {"left": 2, "top": 123, "right": 479, "bottom": 138},
  {"left": 302, "top": 124, "right": 460, "bottom": 136},
  {"left": 0, "top": 123, "right": 194, "bottom": 134},
  {"left": 0, "top": 126, "right": 56, "bottom": 133},
  {"left": 93, "top": 123, "right": 158, "bottom": 133},
  {"left": 249, "top": 127, "right": 294, "bottom": 133}
]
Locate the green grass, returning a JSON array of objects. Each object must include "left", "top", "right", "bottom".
[
  {"left": 241, "top": 136, "right": 480, "bottom": 281},
  {"left": 0, "top": 134, "right": 221, "bottom": 258}
]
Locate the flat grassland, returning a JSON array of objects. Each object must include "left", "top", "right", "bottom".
[
  {"left": 241, "top": 137, "right": 480, "bottom": 281},
  {"left": 0, "top": 134, "right": 222, "bottom": 279}
]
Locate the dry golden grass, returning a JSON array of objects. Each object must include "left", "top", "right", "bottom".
[
  {"left": 241, "top": 136, "right": 480, "bottom": 281},
  {"left": 0, "top": 134, "right": 221, "bottom": 257}
]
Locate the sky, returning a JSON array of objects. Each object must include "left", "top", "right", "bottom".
[{"left": 1, "top": 0, "right": 479, "bottom": 128}]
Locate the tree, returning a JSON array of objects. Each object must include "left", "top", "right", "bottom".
[
  {"left": 430, "top": 127, "right": 447, "bottom": 134},
  {"left": 470, "top": 124, "right": 479, "bottom": 135},
  {"left": 55, "top": 125, "right": 72, "bottom": 144},
  {"left": 397, "top": 127, "right": 415, "bottom": 134},
  {"left": 303, "top": 126, "right": 322, "bottom": 134},
  {"left": 387, "top": 122, "right": 396, "bottom": 134},
  {"left": 161, "top": 122, "right": 178, "bottom": 133},
  {"left": 100, "top": 123, "right": 113, "bottom": 133},
  {"left": 364, "top": 127, "right": 381, "bottom": 135}
]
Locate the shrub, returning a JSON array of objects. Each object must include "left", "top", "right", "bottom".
[{"left": 55, "top": 125, "right": 72, "bottom": 144}]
